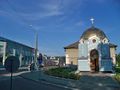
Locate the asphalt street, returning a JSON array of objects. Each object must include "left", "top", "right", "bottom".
[{"left": 0, "top": 76, "right": 71, "bottom": 90}]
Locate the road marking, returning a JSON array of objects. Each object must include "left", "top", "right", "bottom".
[{"left": 1, "top": 71, "right": 30, "bottom": 77}]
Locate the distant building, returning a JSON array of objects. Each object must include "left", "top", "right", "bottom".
[
  {"left": 42, "top": 55, "right": 65, "bottom": 66},
  {"left": 0, "top": 36, "right": 34, "bottom": 66},
  {"left": 64, "top": 26, "right": 117, "bottom": 72}
]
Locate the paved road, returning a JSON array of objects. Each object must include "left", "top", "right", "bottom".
[
  {"left": 1, "top": 69, "right": 120, "bottom": 90},
  {"left": 76, "top": 75, "right": 120, "bottom": 90},
  {"left": 0, "top": 76, "right": 70, "bottom": 90}
]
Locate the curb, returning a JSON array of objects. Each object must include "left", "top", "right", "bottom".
[
  {"left": 39, "top": 74, "right": 78, "bottom": 88},
  {"left": 19, "top": 71, "right": 120, "bottom": 90},
  {"left": 19, "top": 71, "right": 80, "bottom": 89},
  {"left": 19, "top": 74, "right": 79, "bottom": 90}
]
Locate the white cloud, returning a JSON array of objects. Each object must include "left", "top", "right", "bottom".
[
  {"left": 2, "top": 0, "right": 105, "bottom": 22},
  {"left": 0, "top": 0, "right": 84, "bottom": 21},
  {"left": 0, "top": 0, "right": 63, "bottom": 20},
  {"left": 0, "top": 0, "right": 85, "bottom": 29},
  {"left": 14, "top": 1, "right": 64, "bottom": 21}
]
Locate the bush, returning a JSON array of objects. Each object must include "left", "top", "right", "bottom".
[
  {"left": 44, "top": 67, "right": 80, "bottom": 80},
  {"left": 115, "top": 67, "right": 120, "bottom": 73},
  {"left": 114, "top": 66, "right": 120, "bottom": 83},
  {"left": 114, "top": 74, "right": 120, "bottom": 83},
  {"left": 69, "top": 73, "right": 80, "bottom": 80}
]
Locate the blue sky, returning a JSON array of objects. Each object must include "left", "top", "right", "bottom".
[{"left": 0, "top": 0, "right": 120, "bottom": 56}]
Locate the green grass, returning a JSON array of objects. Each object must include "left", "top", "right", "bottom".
[{"left": 44, "top": 67, "right": 80, "bottom": 80}]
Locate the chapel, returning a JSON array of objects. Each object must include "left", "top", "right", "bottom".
[{"left": 64, "top": 19, "right": 117, "bottom": 72}]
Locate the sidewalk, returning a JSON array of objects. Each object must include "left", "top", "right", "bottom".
[
  {"left": 0, "top": 67, "right": 29, "bottom": 81},
  {"left": 0, "top": 66, "right": 29, "bottom": 76},
  {"left": 20, "top": 71, "right": 120, "bottom": 90}
]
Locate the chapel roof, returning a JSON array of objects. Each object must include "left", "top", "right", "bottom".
[
  {"left": 109, "top": 43, "right": 117, "bottom": 47},
  {"left": 64, "top": 41, "right": 79, "bottom": 49},
  {"left": 80, "top": 26, "right": 107, "bottom": 40},
  {"left": 64, "top": 41, "right": 117, "bottom": 49}
]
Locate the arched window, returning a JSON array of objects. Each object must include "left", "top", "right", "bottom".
[{"left": 92, "top": 39, "right": 96, "bottom": 43}]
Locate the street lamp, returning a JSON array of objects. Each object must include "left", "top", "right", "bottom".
[{"left": 29, "top": 25, "right": 39, "bottom": 71}]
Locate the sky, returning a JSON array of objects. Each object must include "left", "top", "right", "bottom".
[{"left": 0, "top": 0, "right": 120, "bottom": 56}]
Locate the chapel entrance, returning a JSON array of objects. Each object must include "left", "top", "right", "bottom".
[{"left": 90, "top": 49, "right": 99, "bottom": 72}]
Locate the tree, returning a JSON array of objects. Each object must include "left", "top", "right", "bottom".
[{"left": 116, "top": 53, "right": 120, "bottom": 67}]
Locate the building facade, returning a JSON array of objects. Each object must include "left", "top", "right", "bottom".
[
  {"left": 64, "top": 26, "right": 117, "bottom": 72},
  {"left": 0, "top": 36, "right": 34, "bottom": 66},
  {"left": 64, "top": 41, "right": 78, "bottom": 65}
]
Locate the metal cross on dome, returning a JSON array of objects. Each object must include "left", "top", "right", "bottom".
[{"left": 90, "top": 17, "right": 94, "bottom": 25}]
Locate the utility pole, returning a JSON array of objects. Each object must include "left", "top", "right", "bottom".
[
  {"left": 29, "top": 25, "right": 38, "bottom": 71},
  {"left": 34, "top": 31, "right": 38, "bottom": 70}
]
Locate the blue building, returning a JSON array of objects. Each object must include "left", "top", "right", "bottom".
[{"left": 0, "top": 36, "right": 34, "bottom": 67}]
